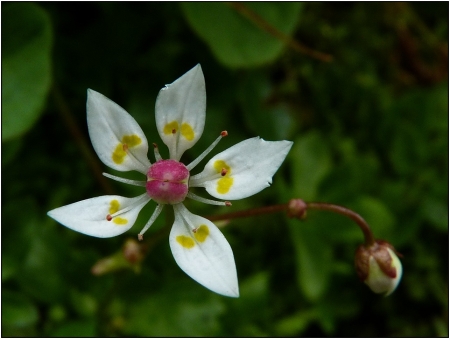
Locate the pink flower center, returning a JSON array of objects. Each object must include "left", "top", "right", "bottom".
[{"left": 146, "top": 160, "right": 189, "bottom": 204}]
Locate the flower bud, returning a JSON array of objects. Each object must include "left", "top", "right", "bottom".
[
  {"left": 91, "top": 238, "right": 144, "bottom": 276},
  {"left": 355, "top": 240, "right": 402, "bottom": 296},
  {"left": 287, "top": 199, "right": 307, "bottom": 219}
]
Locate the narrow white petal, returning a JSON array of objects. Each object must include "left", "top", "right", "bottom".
[
  {"left": 47, "top": 194, "right": 151, "bottom": 238},
  {"left": 87, "top": 89, "right": 151, "bottom": 174},
  {"left": 190, "top": 137, "right": 293, "bottom": 200},
  {"left": 155, "top": 64, "right": 206, "bottom": 160},
  {"left": 169, "top": 203, "right": 239, "bottom": 297}
]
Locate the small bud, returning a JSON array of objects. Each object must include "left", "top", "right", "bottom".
[
  {"left": 122, "top": 238, "right": 144, "bottom": 264},
  {"left": 355, "top": 240, "right": 402, "bottom": 296},
  {"left": 91, "top": 238, "right": 144, "bottom": 276}
]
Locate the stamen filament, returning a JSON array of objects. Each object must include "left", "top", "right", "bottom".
[
  {"left": 169, "top": 130, "right": 178, "bottom": 161},
  {"left": 138, "top": 204, "right": 164, "bottom": 240},
  {"left": 103, "top": 173, "right": 146, "bottom": 187},
  {"left": 173, "top": 203, "right": 197, "bottom": 230},
  {"left": 153, "top": 143, "right": 163, "bottom": 161},
  {"left": 108, "top": 193, "right": 149, "bottom": 219},
  {"left": 189, "top": 171, "right": 224, "bottom": 187},
  {"left": 187, "top": 131, "right": 227, "bottom": 171},
  {"left": 187, "top": 191, "right": 231, "bottom": 206},
  {"left": 123, "top": 147, "right": 151, "bottom": 174}
]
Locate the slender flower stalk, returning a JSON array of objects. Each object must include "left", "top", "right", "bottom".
[
  {"left": 305, "top": 202, "right": 375, "bottom": 246},
  {"left": 206, "top": 198, "right": 376, "bottom": 247},
  {"left": 204, "top": 197, "right": 402, "bottom": 296}
]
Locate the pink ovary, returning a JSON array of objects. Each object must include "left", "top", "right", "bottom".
[{"left": 146, "top": 160, "right": 189, "bottom": 204}]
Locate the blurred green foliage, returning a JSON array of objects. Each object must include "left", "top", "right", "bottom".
[{"left": 2, "top": 2, "right": 448, "bottom": 337}]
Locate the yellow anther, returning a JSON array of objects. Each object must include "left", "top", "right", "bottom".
[
  {"left": 181, "top": 123, "right": 195, "bottom": 141},
  {"left": 194, "top": 225, "right": 209, "bottom": 243},
  {"left": 176, "top": 235, "right": 195, "bottom": 249},
  {"left": 163, "top": 121, "right": 179, "bottom": 135}
]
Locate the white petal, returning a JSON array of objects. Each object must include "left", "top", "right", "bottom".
[
  {"left": 155, "top": 64, "right": 206, "bottom": 161},
  {"left": 47, "top": 194, "right": 150, "bottom": 238},
  {"left": 190, "top": 137, "right": 293, "bottom": 200},
  {"left": 169, "top": 203, "right": 239, "bottom": 297},
  {"left": 87, "top": 89, "right": 151, "bottom": 174}
]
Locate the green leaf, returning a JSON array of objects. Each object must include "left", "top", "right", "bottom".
[
  {"left": 181, "top": 2, "right": 302, "bottom": 68},
  {"left": 289, "top": 219, "right": 333, "bottom": 301},
  {"left": 16, "top": 232, "right": 67, "bottom": 304},
  {"left": 350, "top": 196, "right": 395, "bottom": 240},
  {"left": 275, "top": 309, "right": 315, "bottom": 336},
  {"left": 239, "top": 72, "right": 297, "bottom": 140},
  {"left": 228, "top": 271, "right": 270, "bottom": 336},
  {"left": 123, "top": 282, "right": 225, "bottom": 337},
  {"left": 2, "top": 3, "right": 52, "bottom": 141},
  {"left": 421, "top": 196, "right": 449, "bottom": 232},
  {"left": 51, "top": 320, "right": 96, "bottom": 337},
  {"left": 1, "top": 139, "right": 24, "bottom": 166},
  {"left": 2, "top": 290, "right": 39, "bottom": 328},
  {"left": 290, "top": 132, "right": 332, "bottom": 201}
]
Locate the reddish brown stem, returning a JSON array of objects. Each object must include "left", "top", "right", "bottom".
[
  {"left": 52, "top": 85, "right": 115, "bottom": 194},
  {"left": 306, "top": 202, "right": 375, "bottom": 246},
  {"left": 206, "top": 204, "right": 288, "bottom": 222},
  {"left": 227, "top": 2, "right": 333, "bottom": 62},
  {"left": 205, "top": 199, "right": 376, "bottom": 246}
]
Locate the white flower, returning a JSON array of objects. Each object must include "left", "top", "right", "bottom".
[{"left": 48, "top": 65, "right": 293, "bottom": 297}]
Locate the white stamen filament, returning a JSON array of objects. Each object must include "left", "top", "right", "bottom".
[
  {"left": 123, "top": 147, "right": 151, "bottom": 175},
  {"left": 189, "top": 171, "right": 225, "bottom": 187},
  {"left": 187, "top": 191, "right": 231, "bottom": 206},
  {"left": 169, "top": 128, "right": 179, "bottom": 161},
  {"left": 108, "top": 193, "right": 150, "bottom": 219},
  {"left": 138, "top": 204, "right": 164, "bottom": 240},
  {"left": 153, "top": 143, "right": 163, "bottom": 161},
  {"left": 187, "top": 131, "right": 227, "bottom": 171},
  {"left": 173, "top": 203, "right": 197, "bottom": 231},
  {"left": 103, "top": 172, "right": 146, "bottom": 187}
]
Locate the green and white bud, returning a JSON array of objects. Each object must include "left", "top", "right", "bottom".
[{"left": 355, "top": 240, "right": 402, "bottom": 296}]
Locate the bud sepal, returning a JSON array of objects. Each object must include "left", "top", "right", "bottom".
[{"left": 355, "top": 240, "right": 402, "bottom": 296}]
